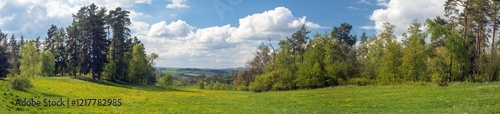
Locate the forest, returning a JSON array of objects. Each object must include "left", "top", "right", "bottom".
[
  {"left": 0, "top": 3, "right": 158, "bottom": 91},
  {"left": 224, "top": 0, "right": 500, "bottom": 92}
]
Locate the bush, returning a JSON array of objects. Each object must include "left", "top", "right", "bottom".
[
  {"left": 157, "top": 74, "right": 173, "bottom": 87},
  {"left": 337, "top": 78, "right": 345, "bottom": 86},
  {"left": 249, "top": 71, "right": 278, "bottom": 92},
  {"left": 347, "top": 78, "right": 373, "bottom": 86},
  {"left": 208, "top": 83, "right": 215, "bottom": 90},
  {"left": 237, "top": 85, "right": 249, "bottom": 91},
  {"left": 213, "top": 82, "right": 222, "bottom": 90},
  {"left": 431, "top": 73, "right": 447, "bottom": 86},
  {"left": 223, "top": 84, "right": 234, "bottom": 90},
  {"left": 197, "top": 80, "right": 205, "bottom": 89},
  {"left": 11, "top": 76, "right": 33, "bottom": 91}
]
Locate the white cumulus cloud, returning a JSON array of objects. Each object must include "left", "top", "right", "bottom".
[
  {"left": 141, "top": 7, "right": 322, "bottom": 68},
  {"left": 166, "top": 0, "right": 189, "bottom": 9},
  {"left": 148, "top": 20, "right": 194, "bottom": 38},
  {"left": 369, "top": 0, "right": 446, "bottom": 37},
  {"left": 229, "top": 7, "right": 321, "bottom": 43}
]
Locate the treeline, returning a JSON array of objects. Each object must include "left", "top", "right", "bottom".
[
  {"left": 0, "top": 3, "right": 158, "bottom": 85},
  {"left": 231, "top": 0, "right": 500, "bottom": 92}
]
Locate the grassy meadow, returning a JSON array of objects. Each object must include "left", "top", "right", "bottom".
[{"left": 0, "top": 77, "right": 499, "bottom": 113}]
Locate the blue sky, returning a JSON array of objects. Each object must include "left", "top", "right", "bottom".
[{"left": 0, "top": 0, "right": 446, "bottom": 68}]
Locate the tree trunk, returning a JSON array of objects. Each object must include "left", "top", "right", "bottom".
[
  {"left": 492, "top": 3, "right": 499, "bottom": 81},
  {"left": 449, "top": 57, "right": 453, "bottom": 82}
]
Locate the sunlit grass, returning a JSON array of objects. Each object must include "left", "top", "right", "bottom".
[{"left": 0, "top": 77, "right": 499, "bottom": 113}]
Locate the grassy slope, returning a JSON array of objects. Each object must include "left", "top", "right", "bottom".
[{"left": 1, "top": 77, "right": 499, "bottom": 113}]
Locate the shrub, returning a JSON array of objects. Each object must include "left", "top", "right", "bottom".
[
  {"left": 197, "top": 80, "right": 205, "bottom": 89},
  {"left": 11, "top": 76, "right": 33, "bottom": 91},
  {"left": 237, "top": 85, "right": 249, "bottom": 91},
  {"left": 224, "top": 84, "right": 234, "bottom": 90},
  {"left": 249, "top": 71, "right": 278, "bottom": 92},
  {"left": 213, "top": 82, "right": 222, "bottom": 90},
  {"left": 347, "top": 78, "right": 373, "bottom": 86},
  {"left": 157, "top": 74, "right": 173, "bottom": 87},
  {"left": 208, "top": 83, "right": 215, "bottom": 90},
  {"left": 431, "top": 73, "right": 447, "bottom": 86},
  {"left": 337, "top": 78, "right": 345, "bottom": 86}
]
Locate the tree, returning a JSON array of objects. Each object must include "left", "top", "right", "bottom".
[
  {"left": 0, "top": 30, "right": 9, "bottom": 78},
  {"left": 105, "top": 7, "right": 132, "bottom": 81},
  {"left": 427, "top": 17, "right": 471, "bottom": 82},
  {"left": 326, "top": 23, "right": 358, "bottom": 85},
  {"left": 75, "top": 6, "right": 92, "bottom": 76},
  {"left": 129, "top": 44, "right": 157, "bottom": 84},
  {"left": 331, "top": 23, "right": 357, "bottom": 46},
  {"left": 66, "top": 22, "right": 79, "bottom": 77},
  {"left": 401, "top": 20, "right": 428, "bottom": 81},
  {"left": 245, "top": 43, "right": 272, "bottom": 82},
  {"left": 158, "top": 74, "right": 174, "bottom": 87},
  {"left": 357, "top": 32, "right": 372, "bottom": 79},
  {"left": 8, "top": 34, "right": 20, "bottom": 74},
  {"left": 53, "top": 27, "right": 67, "bottom": 76},
  {"left": 19, "top": 41, "right": 40, "bottom": 77},
  {"left": 45, "top": 25, "right": 58, "bottom": 52},
  {"left": 488, "top": 0, "right": 500, "bottom": 81},
  {"left": 251, "top": 39, "right": 297, "bottom": 92},
  {"left": 377, "top": 22, "right": 403, "bottom": 84},
  {"left": 39, "top": 50, "right": 55, "bottom": 76},
  {"left": 70, "top": 4, "right": 109, "bottom": 79},
  {"left": 286, "top": 24, "right": 310, "bottom": 64},
  {"left": 88, "top": 4, "right": 109, "bottom": 80},
  {"left": 296, "top": 33, "right": 326, "bottom": 88}
]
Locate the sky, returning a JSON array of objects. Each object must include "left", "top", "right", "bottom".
[{"left": 0, "top": 0, "right": 446, "bottom": 68}]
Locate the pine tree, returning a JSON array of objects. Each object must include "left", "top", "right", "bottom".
[
  {"left": 104, "top": 7, "right": 131, "bottom": 81},
  {"left": 0, "top": 30, "right": 9, "bottom": 77}
]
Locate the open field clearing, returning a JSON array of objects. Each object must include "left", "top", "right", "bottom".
[{"left": 0, "top": 77, "right": 498, "bottom": 113}]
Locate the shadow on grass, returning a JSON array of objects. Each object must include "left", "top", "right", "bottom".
[
  {"left": 39, "top": 92, "right": 65, "bottom": 98},
  {"left": 69, "top": 76, "right": 196, "bottom": 93}
]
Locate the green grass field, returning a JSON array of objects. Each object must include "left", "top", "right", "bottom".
[{"left": 1, "top": 77, "right": 499, "bottom": 113}]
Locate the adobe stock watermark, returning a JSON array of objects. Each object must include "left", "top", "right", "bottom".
[{"left": 213, "top": 0, "right": 243, "bottom": 21}]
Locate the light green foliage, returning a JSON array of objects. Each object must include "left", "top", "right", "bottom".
[
  {"left": 129, "top": 44, "right": 157, "bottom": 84},
  {"left": 213, "top": 82, "right": 222, "bottom": 90},
  {"left": 379, "top": 40, "right": 403, "bottom": 84},
  {"left": 103, "top": 47, "right": 117, "bottom": 81},
  {"left": 254, "top": 40, "right": 297, "bottom": 91},
  {"left": 429, "top": 47, "right": 449, "bottom": 86},
  {"left": 197, "top": 80, "right": 204, "bottom": 89},
  {"left": 426, "top": 18, "right": 470, "bottom": 83},
  {"left": 401, "top": 20, "right": 428, "bottom": 81},
  {"left": 363, "top": 36, "right": 384, "bottom": 80},
  {"left": 296, "top": 62, "right": 324, "bottom": 88},
  {"left": 377, "top": 22, "right": 403, "bottom": 84},
  {"left": 250, "top": 71, "right": 279, "bottom": 92},
  {"left": 296, "top": 34, "right": 326, "bottom": 89},
  {"left": 357, "top": 32, "right": 370, "bottom": 79},
  {"left": 445, "top": 29, "right": 470, "bottom": 81},
  {"left": 19, "top": 41, "right": 40, "bottom": 77},
  {"left": 102, "top": 57, "right": 117, "bottom": 81},
  {"left": 39, "top": 50, "right": 55, "bottom": 76},
  {"left": 158, "top": 74, "right": 174, "bottom": 87}
]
